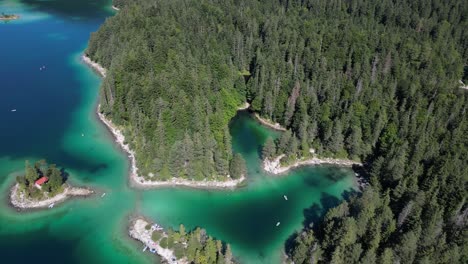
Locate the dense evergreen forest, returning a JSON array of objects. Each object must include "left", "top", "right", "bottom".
[{"left": 88, "top": 0, "right": 467, "bottom": 263}]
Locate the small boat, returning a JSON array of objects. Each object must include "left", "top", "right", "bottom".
[
  {"left": 101, "top": 192, "right": 106, "bottom": 198},
  {"left": 283, "top": 195, "right": 288, "bottom": 201},
  {"left": 142, "top": 246, "right": 147, "bottom": 252},
  {"left": 48, "top": 203, "right": 54, "bottom": 208},
  {"left": 11, "top": 109, "right": 16, "bottom": 112},
  {"left": 81, "top": 133, "right": 84, "bottom": 137},
  {"left": 276, "top": 222, "right": 280, "bottom": 226},
  {"left": 150, "top": 248, "right": 156, "bottom": 253}
]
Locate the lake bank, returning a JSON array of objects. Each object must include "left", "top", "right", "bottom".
[
  {"left": 9, "top": 183, "right": 93, "bottom": 210},
  {"left": 263, "top": 154, "right": 361, "bottom": 175},
  {"left": 253, "top": 113, "right": 286, "bottom": 131},
  {"left": 82, "top": 55, "right": 106, "bottom": 77}
]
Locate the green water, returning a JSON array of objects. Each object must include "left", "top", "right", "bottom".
[{"left": 0, "top": 1, "right": 356, "bottom": 263}]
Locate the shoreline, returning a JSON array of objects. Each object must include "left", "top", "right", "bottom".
[
  {"left": 82, "top": 55, "right": 106, "bottom": 77},
  {"left": 97, "top": 105, "right": 246, "bottom": 190},
  {"left": 263, "top": 154, "right": 362, "bottom": 175},
  {"left": 83, "top": 53, "right": 248, "bottom": 190},
  {"left": 237, "top": 102, "right": 250, "bottom": 110},
  {"left": 253, "top": 113, "right": 287, "bottom": 131},
  {"left": 129, "top": 217, "right": 184, "bottom": 264},
  {"left": 459, "top": 80, "right": 468, "bottom": 90},
  {"left": 9, "top": 183, "right": 94, "bottom": 210}
]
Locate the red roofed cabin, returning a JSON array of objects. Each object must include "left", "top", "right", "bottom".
[{"left": 35, "top": 176, "right": 48, "bottom": 189}]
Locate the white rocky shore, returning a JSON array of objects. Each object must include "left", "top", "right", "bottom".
[
  {"left": 82, "top": 55, "right": 106, "bottom": 77},
  {"left": 10, "top": 183, "right": 93, "bottom": 209},
  {"left": 132, "top": 175, "right": 246, "bottom": 189},
  {"left": 237, "top": 102, "right": 250, "bottom": 110},
  {"left": 460, "top": 80, "right": 468, "bottom": 90},
  {"left": 254, "top": 113, "right": 286, "bottom": 131},
  {"left": 263, "top": 153, "right": 361, "bottom": 175},
  {"left": 129, "top": 217, "right": 185, "bottom": 264}
]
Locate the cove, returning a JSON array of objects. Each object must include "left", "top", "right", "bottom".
[{"left": 0, "top": 1, "right": 356, "bottom": 264}]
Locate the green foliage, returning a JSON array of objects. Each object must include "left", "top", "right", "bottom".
[
  {"left": 97, "top": 1, "right": 467, "bottom": 263},
  {"left": 229, "top": 153, "right": 246, "bottom": 179},
  {"left": 20, "top": 160, "right": 66, "bottom": 199},
  {"left": 161, "top": 224, "right": 230, "bottom": 264},
  {"left": 262, "top": 137, "right": 276, "bottom": 159},
  {"left": 88, "top": 0, "right": 248, "bottom": 181},
  {"left": 151, "top": 231, "right": 162, "bottom": 242}
]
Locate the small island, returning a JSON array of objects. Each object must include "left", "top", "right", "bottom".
[
  {"left": 10, "top": 160, "right": 93, "bottom": 210},
  {"left": 129, "top": 217, "right": 235, "bottom": 264},
  {"left": 0, "top": 13, "right": 19, "bottom": 21}
]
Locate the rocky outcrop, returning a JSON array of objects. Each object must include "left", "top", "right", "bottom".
[{"left": 263, "top": 154, "right": 361, "bottom": 175}]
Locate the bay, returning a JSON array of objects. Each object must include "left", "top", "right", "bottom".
[{"left": 0, "top": 1, "right": 356, "bottom": 263}]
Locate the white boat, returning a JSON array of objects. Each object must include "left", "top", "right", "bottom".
[
  {"left": 11, "top": 109, "right": 16, "bottom": 112},
  {"left": 142, "top": 246, "right": 147, "bottom": 252},
  {"left": 48, "top": 203, "right": 54, "bottom": 208},
  {"left": 283, "top": 195, "right": 288, "bottom": 200},
  {"left": 276, "top": 222, "right": 280, "bottom": 226},
  {"left": 81, "top": 133, "right": 84, "bottom": 137},
  {"left": 101, "top": 192, "right": 106, "bottom": 198}
]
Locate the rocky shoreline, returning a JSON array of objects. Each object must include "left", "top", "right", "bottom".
[
  {"left": 82, "top": 55, "right": 106, "bottom": 77},
  {"left": 253, "top": 113, "right": 286, "bottom": 131},
  {"left": 237, "top": 102, "right": 250, "bottom": 110},
  {"left": 9, "top": 183, "right": 93, "bottom": 210},
  {"left": 263, "top": 154, "right": 362, "bottom": 175},
  {"left": 129, "top": 217, "right": 183, "bottom": 264},
  {"left": 131, "top": 175, "right": 246, "bottom": 190},
  {"left": 460, "top": 80, "right": 468, "bottom": 90}
]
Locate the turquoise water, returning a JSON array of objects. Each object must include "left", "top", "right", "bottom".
[{"left": 0, "top": 1, "right": 356, "bottom": 263}]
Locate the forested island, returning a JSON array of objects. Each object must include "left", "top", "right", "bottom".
[
  {"left": 88, "top": 0, "right": 467, "bottom": 263},
  {"left": 130, "top": 217, "right": 234, "bottom": 264},
  {"left": 10, "top": 160, "right": 93, "bottom": 209}
]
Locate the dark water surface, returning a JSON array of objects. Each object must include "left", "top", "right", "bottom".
[{"left": 0, "top": 1, "right": 356, "bottom": 263}]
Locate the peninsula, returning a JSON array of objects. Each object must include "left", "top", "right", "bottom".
[
  {"left": 9, "top": 160, "right": 93, "bottom": 209},
  {"left": 129, "top": 216, "right": 234, "bottom": 264},
  {"left": 83, "top": 54, "right": 247, "bottom": 189}
]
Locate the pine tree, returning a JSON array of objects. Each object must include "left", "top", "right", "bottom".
[
  {"left": 262, "top": 137, "right": 276, "bottom": 159},
  {"left": 229, "top": 153, "right": 246, "bottom": 179}
]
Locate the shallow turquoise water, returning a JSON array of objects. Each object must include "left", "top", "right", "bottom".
[{"left": 0, "top": 1, "right": 356, "bottom": 263}]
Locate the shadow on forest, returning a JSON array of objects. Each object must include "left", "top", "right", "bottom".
[{"left": 284, "top": 189, "right": 360, "bottom": 257}]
